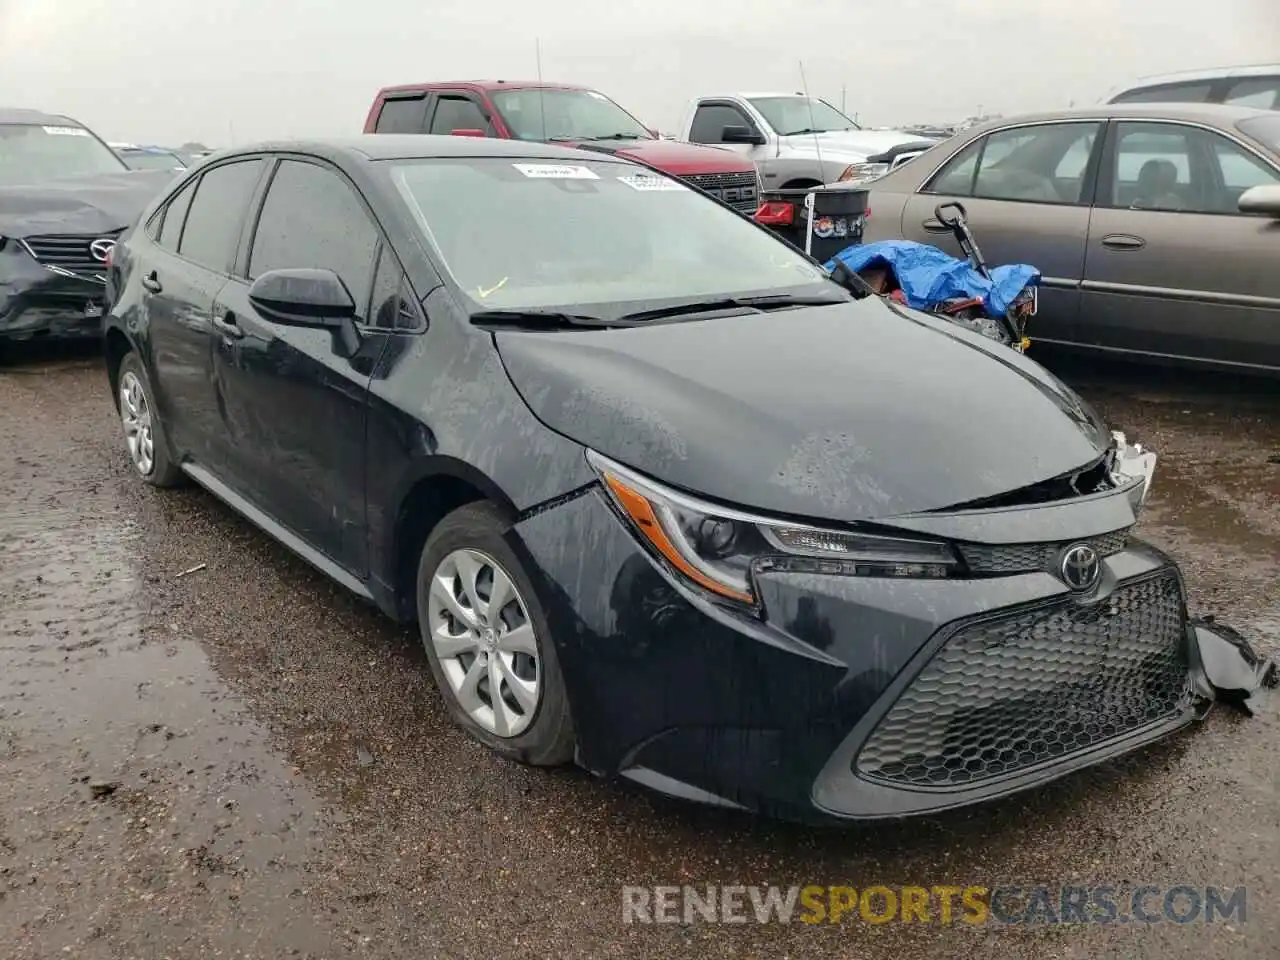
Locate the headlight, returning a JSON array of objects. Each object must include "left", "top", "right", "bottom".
[
  {"left": 837, "top": 162, "right": 890, "bottom": 183},
  {"left": 588, "top": 451, "right": 959, "bottom": 608}
]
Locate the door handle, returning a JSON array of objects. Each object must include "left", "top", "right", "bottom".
[
  {"left": 922, "top": 219, "right": 950, "bottom": 233},
  {"left": 141, "top": 271, "right": 162, "bottom": 293},
  {"left": 211, "top": 311, "right": 243, "bottom": 339},
  {"left": 1100, "top": 234, "right": 1146, "bottom": 251}
]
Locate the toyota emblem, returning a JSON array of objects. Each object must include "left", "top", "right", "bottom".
[
  {"left": 89, "top": 238, "right": 116, "bottom": 262},
  {"left": 1059, "top": 543, "right": 1101, "bottom": 591}
]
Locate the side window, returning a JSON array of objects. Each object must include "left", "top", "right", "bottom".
[
  {"left": 428, "top": 96, "right": 490, "bottom": 135},
  {"left": 177, "top": 159, "right": 265, "bottom": 271},
  {"left": 924, "top": 139, "right": 981, "bottom": 196},
  {"left": 934, "top": 123, "right": 1099, "bottom": 204},
  {"left": 248, "top": 159, "right": 380, "bottom": 315},
  {"left": 156, "top": 179, "right": 196, "bottom": 251},
  {"left": 689, "top": 104, "right": 751, "bottom": 144},
  {"left": 367, "top": 245, "right": 421, "bottom": 331},
  {"left": 1108, "top": 122, "right": 1280, "bottom": 214},
  {"left": 1223, "top": 77, "right": 1280, "bottom": 110},
  {"left": 1210, "top": 135, "right": 1280, "bottom": 208},
  {"left": 1112, "top": 81, "right": 1215, "bottom": 104},
  {"left": 375, "top": 95, "right": 427, "bottom": 133},
  {"left": 1109, "top": 123, "right": 1192, "bottom": 210}
]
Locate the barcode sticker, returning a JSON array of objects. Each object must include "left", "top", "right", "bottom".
[
  {"left": 617, "top": 174, "right": 687, "bottom": 192},
  {"left": 42, "top": 125, "right": 89, "bottom": 137}
]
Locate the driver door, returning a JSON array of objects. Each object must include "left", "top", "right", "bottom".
[
  {"left": 899, "top": 120, "right": 1104, "bottom": 346},
  {"left": 210, "top": 157, "right": 386, "bottom": 573},
  {"left": 687, "top": 101, "right": 770, "bottom": 164}
]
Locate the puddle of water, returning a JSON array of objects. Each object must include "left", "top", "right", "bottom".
[{"left": 0, "top": 474, "right": 343, "bottom": 956}]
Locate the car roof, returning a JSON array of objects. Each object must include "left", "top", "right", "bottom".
[
  {"left": 214, "top": 134, "right": 641, "bottom": 164},
  {"left": 1119, "top": 62, "right": 1280, "bottom": 88},
  {"left": 0, "top": 107, "right": 80, "bottom": 126},
  {"left": 378, "top": 80, "right": 590, "bottom": 95},
  {"left": 965, "top": 102, "right": 1276, "bottom": 132}
]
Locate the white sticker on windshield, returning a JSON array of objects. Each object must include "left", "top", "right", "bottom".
[
  {"left": 513, "top": 163, "right": 599, "bottom": 179},
  {"left": 616, "top": 174, "right": 687, "bottom": 192},
  {"left": 42, "top": 125, "right": 89, "bottom": 136}
]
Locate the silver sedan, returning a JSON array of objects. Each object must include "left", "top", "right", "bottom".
[{"left": 861, "top": 103, "right": 1280, "bottom": 374}]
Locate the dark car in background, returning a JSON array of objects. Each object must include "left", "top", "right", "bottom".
[
  {"left": 104, "top": 134, "right": 1204, "bottom": 822},
  {"left": 860, "top": 103, "right": 1280, "bottom": 374},
  {"left": 0, "top": 109, "right": 173, "bottom": 345}
]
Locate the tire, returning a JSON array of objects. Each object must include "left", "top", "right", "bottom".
[
  {"left": 116, "top": 352, "right": 184, "bottom": 487},
  {"left": 416, "top": 501, "right": 575, "bottom": 766}
]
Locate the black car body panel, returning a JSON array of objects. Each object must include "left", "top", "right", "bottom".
[
  {"left": 495, "top": 304, "right": 1110, "bottom": 521},
  {"left": 101, "top": 135, "right": 1273, "bottom": 823}
]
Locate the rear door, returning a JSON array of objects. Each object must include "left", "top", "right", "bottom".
[
  {"left": 210, "top": 156, "right": 387, "bottom": 572},
  {"left": 1078, "top": 119, "right": 1280, "bottom": 369},
  {"left": 142, "top": 158, "right": 267, "bottom": 466},
  {"left": 899, "top": 120, "right": 1104, "bottom": 345}
]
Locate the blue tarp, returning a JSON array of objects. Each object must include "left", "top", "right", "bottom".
[{"left": 825, "top": 239, "right": 1040, "bottom": 317}]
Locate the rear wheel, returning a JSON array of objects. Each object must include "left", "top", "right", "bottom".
[
  {"left": 416, "top": 501, "right": 575, "bottom": 766},
  {"left": 117, "top": 352, "right": 183, "bottom": 487}
]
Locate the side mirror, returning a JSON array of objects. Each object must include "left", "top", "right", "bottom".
[
  {"left": 450, "top": 128, "right": 486, "bottom": 137},
  {"left": 721, "top": 124, "right": 765, "bottom": 146},
  {"left": 1237, "top": 184, "right": 1280, "bottom": 218},
  {"left": 248, "top": 268, "right": 360, "bottom": 355}
]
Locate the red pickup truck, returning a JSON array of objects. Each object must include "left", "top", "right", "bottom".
[{"left": 363, "top": 80, "right": 762, "bottom": 215}]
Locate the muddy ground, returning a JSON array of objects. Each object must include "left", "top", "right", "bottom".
[{"left": 1, "top": 344, "right": 1277, "bottom": 960}]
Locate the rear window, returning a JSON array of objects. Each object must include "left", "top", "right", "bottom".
[
  {"left": 388, "top": 157, "right": 827, "bottom": 312},
  {"left": 1238, "top": 115, "right": 1280, "bottom": 154},
  {"left": 0, "top": 122, "right": 127, "bottom": 186}
]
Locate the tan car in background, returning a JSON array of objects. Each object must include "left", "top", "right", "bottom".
[{"left": 860, "top": 103, "right": 1280, "bottom": 374}]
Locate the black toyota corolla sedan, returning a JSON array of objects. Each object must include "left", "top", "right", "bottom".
[{"left": 101, "top": 135, "right": 1232, "bottom": 822}]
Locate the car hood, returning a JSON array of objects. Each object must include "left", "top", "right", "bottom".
[
  {"left": 780, "top": 129, "right": 931, "bottom": 159},
  {"left": 567, "top": 137, "right": 756, "bottom": 175},
  {"left": 494, "top": 299, "right": 1110, "bottom": 523},
  {"left": 0, "top": 169, "right": 175, "bottom": 237}
]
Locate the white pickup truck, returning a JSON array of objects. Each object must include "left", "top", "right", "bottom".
[{"left": 676, "top": 92, "right": 943, "bottom": 191}]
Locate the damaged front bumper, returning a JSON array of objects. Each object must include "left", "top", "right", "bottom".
[
  {"left": 1108, "top": 430, "right": 1277, "bottom": 718},
  {"left": 0, "top": 237, "right": 109, "bottom": 342}
]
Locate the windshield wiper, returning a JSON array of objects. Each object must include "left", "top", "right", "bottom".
[
  {"left": 616, "top": 294, "right": 850, "bottom": 323},
  {"left": 469, "top": 309, "right": 619, "bottom": 330},
  {"left": 579, "top": 133, "right": 650, "bottom": 141}
]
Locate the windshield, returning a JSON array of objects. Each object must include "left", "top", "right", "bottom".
[
  {"left": 747, "top": 96, "right": 861, "bottom": 136},
  {"left": 389, "top": 158, "right": 831, "bottom": 313},
  {"left": 1238, "top": 115, "right": 1280, "bottom": 154},
  {"left": 491, "top": 89, "right": 654, "bottom": 142},
  {"left": 0, "top": 122, "right": 127, "bottom": 186},
  {"left": 121, "top": 150, "right": 185, "bottom": 171}
]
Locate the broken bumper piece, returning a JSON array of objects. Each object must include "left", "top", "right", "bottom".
[{"left": 1188, "top": 617, "right": 1278, "bottom": 718}]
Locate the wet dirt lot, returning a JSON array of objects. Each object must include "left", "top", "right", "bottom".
[{"left": 1, "top": 345, "right": 1277, "bottom": 960}]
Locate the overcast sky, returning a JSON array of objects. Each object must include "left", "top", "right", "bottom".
[{"left": 1, "top": 0, "right": 1276, "bottom": 145}]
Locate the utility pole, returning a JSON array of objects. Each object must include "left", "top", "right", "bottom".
[{"left": 841, "top": 84, "right": 847, "bottom": 113}]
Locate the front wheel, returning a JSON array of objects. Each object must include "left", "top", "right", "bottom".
[
  {"left": 116, "top": 352, "right": 184, "bottom": 487},
  {"left": 415, "top": 501, "right": 575, "bottom": 766}
]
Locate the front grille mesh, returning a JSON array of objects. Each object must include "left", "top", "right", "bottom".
[
  {"left": 960, "top": 529, "right": 1131, "bottom": 575},
  {"left": 855, "top": 572, "right": 1192, "bottom": 788},
  {"left": 681, "top": 171, "right": 760, "bottom": 213},
  {"left": 22, "top": 233, "right": 118, "bottom": 275}
]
